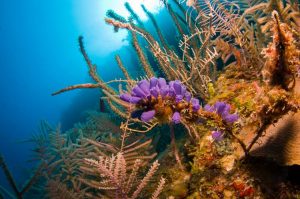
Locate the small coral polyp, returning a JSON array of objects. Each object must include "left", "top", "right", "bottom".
[{"left": 120, "top": 77, "right": 200, "bottom": 123}]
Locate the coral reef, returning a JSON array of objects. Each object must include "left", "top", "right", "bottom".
[{"left": 1, "top": 0, "right": 300, "bottom": 198}]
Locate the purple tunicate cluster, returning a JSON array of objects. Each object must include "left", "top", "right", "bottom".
[
  {"left": 140, "top": 110, "right": 156, "bottom": 122},
  {"left": 205, "top": 102, "right": 238, "bottom": 142},
  {"left": 204, "top": 101, "right": 239, "bottom": 123},
  {"left": 120, "top": 77, "right": 200, "bottom": 123},
  {"left": 211, "top": 130, "right": 223, "bottom": 142}
]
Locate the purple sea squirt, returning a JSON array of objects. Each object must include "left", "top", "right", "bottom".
[
  {"left": 120, "top": 77, "right": 200, "bottom": 123},
  {"left": 204, "top": 101, "right": 239, "bottom": 124}
]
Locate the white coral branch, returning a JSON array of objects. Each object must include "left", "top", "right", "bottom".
[
  {"left": 151, "top": 177, "right": 166, "bottom": 199},
  {"left": 130, "top": 160, "right": 160, "bottom": 199}
]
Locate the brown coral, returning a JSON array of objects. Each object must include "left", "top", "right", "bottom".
[{"left": 261, "top": 11, "right": 300, "bottom": 90}]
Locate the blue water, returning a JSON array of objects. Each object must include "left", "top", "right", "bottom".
[
  {"left": 0, "top": 0, "right": 83, "bottom": 187},
  {"left": 0, "top": 0, "right": 117, "bottom": 188},
  {"left": 0, "top": 0, "right": 170, "bottom": 193}
]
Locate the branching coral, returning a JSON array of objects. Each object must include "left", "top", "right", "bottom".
[
  {"left": 52, "top": 1, "right": 222, "bottom": 103},
  {"left": 23, "top": 113, "right": 158, "bottom": 198},
  {"left": 0, "top": 153, "right": 44, "bottom": 199},
  {"left": 84, "top": 153, "right": 165, "bottom": 199},
  {"left": 46, "top": 179, "right": 85, "bottom": 199}
]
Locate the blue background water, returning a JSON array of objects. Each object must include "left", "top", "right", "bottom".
[
  {"left": 0, "top": 0, "right": 167, "bottom": 192},
  {"left": 0, "top": 0, "right": 92, "bottom": 188}
]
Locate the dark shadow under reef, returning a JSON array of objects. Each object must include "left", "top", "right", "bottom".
[{"left": 243, "top": 157, "right": 300, "bottom": 198}]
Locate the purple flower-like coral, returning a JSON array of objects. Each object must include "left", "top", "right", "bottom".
[
  {"left": 204, "top": 101, "right": 238, "bottom": 124},
  {"left": 120, "top": 77, "right": 239, "bottom": 135},
  {"left": 120, "top": 77, "right": 200, "bottom": 123},
  {"left": 204, "top": 101, "right": 239, "bottom": 142}
]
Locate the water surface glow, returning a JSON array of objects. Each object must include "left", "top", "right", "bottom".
[{"left": 73, "top": 0, "right": 162, "bottom": 55}]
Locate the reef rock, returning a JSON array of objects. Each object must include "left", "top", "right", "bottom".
[
  {"left": 219, "top": 155, "right": 236, "bottom": 173},
  {"left": 250, "top": 111, "right": 300, "bottom": 165}
]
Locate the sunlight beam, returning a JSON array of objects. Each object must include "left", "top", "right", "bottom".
[{"left": 73, "top": 0, "right": 162, "bottom": 56}]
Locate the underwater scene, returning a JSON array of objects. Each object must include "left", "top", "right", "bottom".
[{"left": 1, "top": 0, "right": 300, "bottom": 198}]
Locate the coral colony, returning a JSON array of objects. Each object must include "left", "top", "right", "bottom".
[
  {"left": 204, "top": 102, "right": 238, "bottom": 124},
  {"left": 120, "top": 78, "right": 239, "bottom": 142},
  {"left": 120, "top": 77, "right": 199, "bottom": 123}
]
